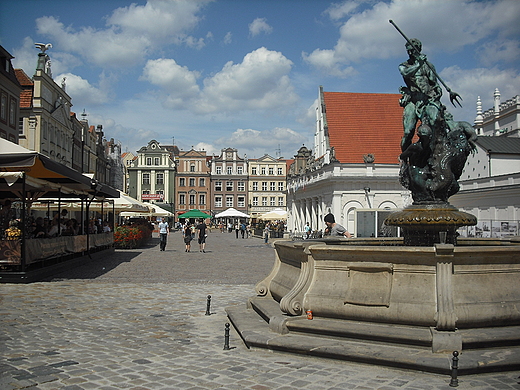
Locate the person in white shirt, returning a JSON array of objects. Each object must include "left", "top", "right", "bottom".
[{"left": 158, "top": 218, "right": 169, "bottom": 251}]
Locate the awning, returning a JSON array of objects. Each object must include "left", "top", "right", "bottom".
[{"left": 214, "top": 207, "right": 250, "bottom": 218}]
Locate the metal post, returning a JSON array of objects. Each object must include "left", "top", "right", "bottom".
[
  {"left": 205, "top": 295, "right": 211, "bottom": 316},
  {"left": 449, "top": 351, "right": 459, "bottom": 387},
  {"left": 223, "top": 323, "right": 230, "bottom": 350}
]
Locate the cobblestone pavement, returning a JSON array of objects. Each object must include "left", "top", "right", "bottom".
[{"left": 1, "top": 231, "right": 519, "bottom": 389}]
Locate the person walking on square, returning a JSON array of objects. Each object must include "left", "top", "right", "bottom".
[
  {"left": 323, "top": 213, "right": 352, "bottom": 238},
  {"left": 304, "top": 222, "right": 311, "bottom": 239},
  {"left": 196, "top": 219, "right": 207, "bottom": 253},
  {"left": 263, "top": 225, "right": 269, "bottom": 245},
  {"left": 183, "top": 223, "right": 193, "bottom": 252},
  {"left": 158, "top": 217, "right": 169, "bottom": 251},
  {"left": 235, "top": 222, "right": 239, "bottom": 239},
  {"left": 240, "top": 222, "right": 246, "bottom": 238}
]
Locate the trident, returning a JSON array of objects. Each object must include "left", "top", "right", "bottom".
[{"left": 389, "top": 20, "right": 463, "bottom": 108}]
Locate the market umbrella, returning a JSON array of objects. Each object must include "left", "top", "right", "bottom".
[
  {"left": 178, "top": 209, "right": 210, "bottom": 219},
  {"left": 214, "top": 207, "right": 250, "bottom": 219},
  {"left": 260, "top": 208, "right": 288, "bottom": 220}
]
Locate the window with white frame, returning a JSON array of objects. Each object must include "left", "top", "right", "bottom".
[
  {"left": 179, "top": 194, "right": 186, "bottom": 205},
  {"left": 237, "top": 166, "right": 243, "bottom": 174},
  {"left": 142, "top": 173, "right": 150, "bottom": 185},
  {"left": 190, "top": 164, "right": 195, "bottom": 172},
  {"left": 262, "top": 182, "right": 267, "bottom": 191},
  {"left": 261, "top": 167, "right": 266, "bottom": 175},
  {"left": 215, "top": 181, "right": 222, "bottom": 191},
  {"left": 179, "top": 177, "right": 185, "bottom": 186},
  {"left": 227, "top": 166, "right": 233, "bottom": 175},
  {"left": 278, "top": 182, "right": 284, "bottom": 191},
  {"left": 146, "top": 157, "right": 152, "bottom": 165},
  {"left": 269, "top": 167, "right": 274, "bottom": 175},
  {"left": 226, "top": 181, "right": 233, "bottom": 191},
  {"left": 237, "top": 196, "right": 245, "bottom": 207},
  {"left": 189, "top": 194, "right": 195, "bottom": 205},
  {"left": 199, "top": 194, "right": 206, "bottom": 205},
  {"left": 189, "top": 178, "right": 195, "bottom": 187},
  {"left": 262, "top": 197, "right": 268, "bottom": 206},
  {"left": 252, "top": 196, "right": 258, "bottom": 206},
  {"left": 277, "top": 167, "right": 283, "bottom": 175},
  {"left": 199, "top": 178, "right": 205, "bottom": 187},
  {"left": 270, "top": 197, "right": 276, "bottom": 206},
  {"left": 278, "top": 197, "right": 284, "bottom": 206},
  {"left": 251, "top": 167, "right": 257, "bottom": 175},
  {"left": 252, "top": 182, "right": 258, "bottom": 191},
  {"left": 216, "top": 166, "right": 222, "bottom": 174},
  {"left": 156, "top": 173, "right": 164, "bottom": 184},
  {"left": 154, "top": 157, "right": 160, "bottom": 165},
  {"left": 215, "top": 196, "right": 222, "bottom": 208},
  {"left": 226, "top": 196, "right": 233, "bottom": 207},
  {"left": 270, "top": 182, "right": 276, "bottom": 191},
  {"left": 237, "top": 181, "right": 245, "bottom": 192}
]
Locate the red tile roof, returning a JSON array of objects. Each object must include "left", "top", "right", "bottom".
[
  {"left": 323, "top": 92, "right": 403, "bottom": 164},
  {"left": 14, "top": 69, "right": 34, "bottom": 109}
]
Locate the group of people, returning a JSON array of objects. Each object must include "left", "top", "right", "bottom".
[{"left": 157, "top": 217, "right": 208, "bottom": 253}]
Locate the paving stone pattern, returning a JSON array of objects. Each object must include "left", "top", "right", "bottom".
[{"left": 1, "top": 231, "right": 519, "bottom": 389}]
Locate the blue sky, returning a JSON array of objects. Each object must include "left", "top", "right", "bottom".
[{"left": 1, "top": 0, "right": 519, "bottom": 159}]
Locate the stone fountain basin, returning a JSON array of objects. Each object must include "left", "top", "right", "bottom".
[{"left": 256, "top": 237, "right": 520, "bottom": 330}]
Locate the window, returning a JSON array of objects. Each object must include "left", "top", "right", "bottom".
[
  {"left": 179, "top": 178, "right": 185, "bottom": 186},
  {"left": 237, "top": 166, "right": 243, "bottom": 174},
  {"left": 179, "top": 194, "right": 185, "bottom": 205},
  {"left": 189, "top": 178, "right": 195, "bottom": 187},
  {"left": 251, "top": 167, "right": 257, "bottom": 175},
  {"left": 237, "top": 181, "right": 245, "bottom": 192},
  {"left": 261, "top": 167, "right": 266, "bottom": 175},
  {"left": 262, "top": 197, "right": 268, "bottom": 206},
  {"left": 154, "top": 157, "right": 160, "bottom": 165},
  {"left": 215, "top": 196, "right": 222, "bottom": 208},
  {"left": 199, "top": 178, "right": 205, "bottom": 187},
  {"left": 227, "top": 166, "right": 233, "bottom": 175},
  {"left": 156, "top": 190, "right": 164, "bottom": 200},
  {"left": 189, "top": 194, "right": 195, "bottom": 205},
  {"left": 252, "top": 197, "right": 258, "bottom": 206},
  {"left": 156, "top": 173, "right": 164, "bottom": 185},
  {"left": 199, "top": 194, "right": 206, "bottom": 205},
  {"left": 226, "top": 196, "right": 233, "bottom": 207},
  {"left": 262, "top": 182, "right": 268, "bottom": 191},
  {"left": 270, "top": 182, "right": 276, "bottom": 191},
  {"left": 278, "top": 182, "right": 284, "bottom": 191},
  {"left": 216, "top": 167, "right": 222, "bottom": 174},
  {"left": 142, "top": 173, "right": 150, "bottom": 185},
  {"left": 0, "top": 91, "right": 6, "bottom": 123},
  {"left": 237, "top": 196, "right": 245, "bottom": 207},
  {"left": 277, "top": 167, "right": 283, "bottom": 175},
  {"left": 270, "top": 197, "right": 276, "bottom": 206},
  {"left": 269, "top": 168, "right": 274, "bottom": 175},
  {"left": 9, "top": 97, "right": 17, "bottom": 128},
  {"left": 278, "top": 197, "right": 284, "bottom": 206},
  {"left": 252, "top": 182, "right": 258, "bottom": 191},
  {"left": 146, "top": 157, "right": 152, "bottom": 165},
  {"left": 215, "top": 181, "right": 222, "bottom": 191},
  {"left": 190, "top": 164, "right": 195, "bottom": 172},
  {"left": 226, "top": 181, "right": 233, "bottom": 191}
]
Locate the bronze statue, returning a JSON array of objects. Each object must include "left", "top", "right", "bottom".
[{"left": 390, "top": 20, "right": 476, "bottom": 204}]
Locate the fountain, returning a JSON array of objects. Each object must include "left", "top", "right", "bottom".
[{"left": 226, "top": 25, "right": 520, "bottom": 375}]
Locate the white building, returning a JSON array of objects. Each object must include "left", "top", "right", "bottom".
[
  {"left": 450, "top": 89, "right": 520, "bottom": 238},
  {"left": 287, "top": 87, "right": 407, "bottom": 237}
]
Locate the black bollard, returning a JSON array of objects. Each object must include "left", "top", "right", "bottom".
[
  {"left": 449, "top": 351, "right": 459, "bottom": 387},
  {"left": 223, "top": 322, "right": 230, "bottom": 350},
  {"left": 205, "top": 295, "right": 211, "bottom": 316}
]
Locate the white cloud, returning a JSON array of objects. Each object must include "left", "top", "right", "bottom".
[
  {"left": 223, "top": 32, "right": 232, "bottom": 45},
  {"left": 249, "top": 18, "right": 273, "bottom": 37},
  {"left": 476, "top": 40, "right": 520, "bottom": 67},
  {"left": 196, "top": 47, "right": 298, "bottom": 114},
  {"left": 439, "top": 66, "right": 520, "bottom": 122},
  {"left": 33, "top": 0, "right": 210, "bottom": 68},
  {"left": 324, "top": 1, "right": 363, "bottom": 21},
  {"left": 305, "top": 0, "right": 520, "bottom": 76},
  {"left": 54, "top": 73, "right": 111, "bottom": 106}
]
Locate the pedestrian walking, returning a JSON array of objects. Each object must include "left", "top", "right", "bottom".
[
  {"left": 158, "top": 217, "right": 169, "bottom": 251},
  {"left": 240, "top": 222, "right": 246, "bottom": 238},
  {"left": 183, "top": 223, "right": 193, "bottom": 252},
  {"left": 264, "top": 225, "right": 269, "bottom": 245},
  {"left": 196, "top": 219, "right": 208, "bottom": 253},
  {"left": 304, "top": 222, "right": 311, "bottom": 239},
  {"left": 235, "top": 222, "right": 239, "bottom": 239}
]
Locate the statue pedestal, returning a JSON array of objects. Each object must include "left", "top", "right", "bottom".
[{"left": 384, "top": 203, "right": 477, "bottom": 246}]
